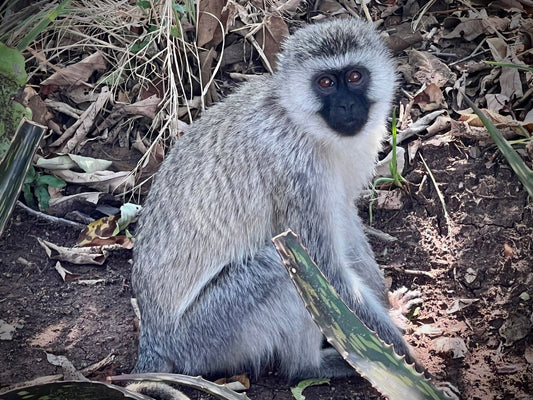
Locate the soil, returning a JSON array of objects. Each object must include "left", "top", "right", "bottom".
[{"left": 1, "top": 134, "right": 532, "bottom": 400}]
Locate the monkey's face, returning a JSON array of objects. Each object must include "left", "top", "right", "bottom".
[
  {"left": 275, "top": 19, "right": 396, "bottom": 144},
  {"left": 312, "top": 66, "right": 370, "bottom": 136}
]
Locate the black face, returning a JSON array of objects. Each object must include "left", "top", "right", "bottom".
[{"left": 312, "top": 66, "right": 371, "bottom": 136}]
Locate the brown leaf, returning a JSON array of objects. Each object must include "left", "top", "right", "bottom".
[
  {"left": 413, "top": 83, "right": 446, "bottom": 112},
  {"left": 197, "top": 0, "right": 227, "bottom": 48},
  {"left": 40, "top": 52, "right": 106, "bottom": 92},
  {"left": 433, "top": 337, "right": 468, "bottom": 358},
  {"left": 255, "top": 15, "right": 289, "bottom": 70},
  {"left": 499, "top": 314, "right": 531, "bottom": 346},
  {"left": 37, "top": 238, "right": 108, "bottom": 265},
  {"left": 409, "top": 50, "right": 455, "bottom": 87},
  {"left": 77, "top": 215, "right": 119, "bottom": 246}
]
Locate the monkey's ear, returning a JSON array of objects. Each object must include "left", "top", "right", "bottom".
[{"left": 272, "top": 230, "right": 450, "bottom": 400}]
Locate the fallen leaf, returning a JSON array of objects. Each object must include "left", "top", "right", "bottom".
[
  {"left": 214, "top": 375, "right": 250, "bottom": 391},
  {"left": 0, "top": 319, "right": 18, "bottom": 341},
  {"left": 255, "top": 14, "right": 289, "bottom": 70},
  {"left": 446, "top": 298, "right": 480, "bottom": 314},
  {"left": 46, "top": 353, "right": 87, "bottom": 381},
  {"left": 38, "top": 238, "right": 108, "bottom": 265},
  {"left": 197, "top": 0, "right": 227, "bottom": 48},
  {"left": 36, "top": 154, "right": 112, "bottom": 173},
  {"left": 499, "top": 314, "right": 531, "bottom": 346},
  {"left": 369, "top": 189, "right": 404, "bottom": 210},
  {"left": 40, "top": 52, "right": 106, "bottom": 94},
  {"left": 409, "top": 50, "right": 455, "bottom": 87},
  {"left": 503, "top": 242, "right": 515, "bottom": 258},
  {"left": 54, "top": 261, "right": 81, "bottom": 282},
  {"left": 375, "top": 147, "right": 406, "bottom": 178},
  {"left": 77, "top": 215, "right": 119, "bottom": 246},
  {"left": 414, "top": 324, "right": 444, "bottom": 338},
  {"left": 433, "top": 337, "right": 468, "bottom": 358},
  {"left": 51, "top": 169, "right": 134, "bottom": 193},
  {"left": 114, "top": 203, "right": 142, "bottom": 235},
  {"left": 413, "top": 83, "right": 447, "bottom": 112}
]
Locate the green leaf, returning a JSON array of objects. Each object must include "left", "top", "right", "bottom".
[
  {"left": 291, "top": 378, "right": 330, "bottom": 400},
  {"left": 24, "top": 165, "right": 37, "bottom": 184},
  {"left": 22, "top": 184, "right": 36, "bottom": 208},
  {"left": 272, "top": 231, "right": 450, "bottom": 400},
  {"left": 485, "top": 61, "right": 533, "bottom": 73},
  {"left": 34, "top": 184, "right": 51, "bottom": 210},
  {"left": 464, "top": 96, "right": 533, "bottom": 199},
  {"left": 16, "top": 0, "right": 73, "bottom": 51},
  {"left": 0, "top": 42, "right": 27, "bottom": 87},
  {"left": 172, "top": 3, "right": 186, "bottom": 13},
  {"left": 137, "top": 0, "right": 151, "bottom": 9},
  {"left": 37, "top": 174, "right": 66, "bottom": 187}
]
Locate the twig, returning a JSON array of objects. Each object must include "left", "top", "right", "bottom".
[
  {"left": 419, "top": 154, "right": 452, "bottom": 233},
  {"left": 449, "top": 49, "right": 490, "bottom": 66},
  {"left": 363, "top": 225, "right": 398, "bottom": 243},
  {"left": 16, "top": 201, "right": 85, "bottom": 230}
]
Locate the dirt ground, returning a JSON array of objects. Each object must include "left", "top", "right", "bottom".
[{"left": 1, "top": 134, "right": 532, "bottom": 400}]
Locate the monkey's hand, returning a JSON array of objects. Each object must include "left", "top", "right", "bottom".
[{"left": 388, "top": 287, "right": 422, "bottom": 331}]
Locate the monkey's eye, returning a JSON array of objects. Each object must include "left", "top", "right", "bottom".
[
  {"left": 317, "top": 76, "right": 335, "bottom": 88},
  {"left": 347, "top": 70, "right": 362, "bottom": 83}
]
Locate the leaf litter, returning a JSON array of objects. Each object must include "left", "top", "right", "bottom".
[{"left": 0, "top": 1, "right": 532, "bottom": 399}]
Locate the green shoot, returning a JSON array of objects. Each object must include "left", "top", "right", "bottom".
[{"left": 369, "top": 109, "right": 407, "bottom": 224}]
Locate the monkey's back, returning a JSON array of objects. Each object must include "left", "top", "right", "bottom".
[{"left": 132, "top": 76, "right": 308, "bottom": 329}]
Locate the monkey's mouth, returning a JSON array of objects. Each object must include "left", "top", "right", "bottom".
[{"left": 327, "top": 114, "right": 369, "bottom": 137}]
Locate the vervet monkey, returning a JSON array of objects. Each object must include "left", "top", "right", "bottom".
[{"left": 132, "top": 18, "right": 412, "bottom": 380}]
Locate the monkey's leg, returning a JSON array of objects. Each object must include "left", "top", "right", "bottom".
[
  {"left": 156, "top": 244, "right": 355, "bottom": 380},
  {"left": 133, "top": 321, "right": 175, "bottom": 373}
]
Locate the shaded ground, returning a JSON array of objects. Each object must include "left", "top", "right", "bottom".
[{"left": 1, "top": 134, "right": 532, "bottom": 400}]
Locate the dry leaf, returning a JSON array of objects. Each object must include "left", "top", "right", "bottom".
[
  {"left": 499, "top": 315, "right": 531, "bottom": 346},
  {"left": 40, "top": 52, "right": 106, "bottom": 93},
  {"left": 409, "top": 50, "right": 455, "bottom": 87},
  {"left": 503, "top": 242, "right": 514, "bottom": 258},
  {"left": 0, "top": 319, "right": 18, "bottom": 341},
  {"left": 433, "top": 337, "right": 468, "bottom": 358},
  {"left": 414, "top": 324, "right": 443, "bottom": 338},
  {"left": 197, "top": 0, "right": 227, "bottom": 48},
  {"left": 370, "top": 189, "right": 404, "bottom": 210},
  {"left": 375, "top": 147, "right": 405, "bottom": 178},
  {"left": 38, "top": 238, "right": 108, "bottom": 265},
  {"left": 525, "top": 346, "right": 533, "bottom": 364},
  {"left": 54, "top": 261, "right": 81, "bottom": 282},
  {"left": 77, "top": 215, "right": 119, "bottom": 246},
  {"left": 255, "top": 15, "right": 289, "bottom": 70},
  {"left": 446, "top": 298, "right": 480, "bottom": 314},
  {"left": 413, "top": 83, "right": 447, "bottom": 112},
  {"left": 51, "top": 169, "right": 134, "bottom": 193}
]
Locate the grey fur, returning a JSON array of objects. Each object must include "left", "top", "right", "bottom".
[{"left": 132, "top": 18, "right": 409, "bottom": 380}]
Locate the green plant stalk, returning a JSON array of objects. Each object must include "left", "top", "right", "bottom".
[
  {"left": 464, "top": 96, "right": 533, "bottom": 198},
  {"left": 272, "top": 230, "right": 450, "bottom": 400},
  {"left": 485, "top": 61, "right": 533, "bottom": 73},
  {"left": 16, "top": 0, "right": 72, "bottom": 51},
  {"left": 0, "top": 119, "right": 46, "bottom": 236},
  {"left": 369, "top": 109, "right": 405, "bottom": 223}
]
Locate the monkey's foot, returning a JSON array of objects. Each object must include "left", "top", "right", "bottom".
[{"left": 388, "top": 287, "right": 422, "bottom": 330}]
